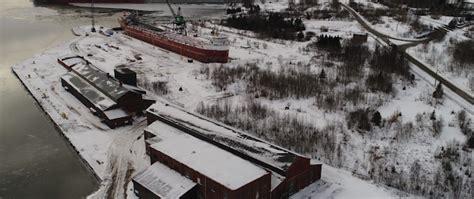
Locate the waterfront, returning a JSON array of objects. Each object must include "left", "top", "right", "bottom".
[
  {"left": 0, "top": 1, "right": 225, "bottom": 198},
  {"left": 0, "top": 1, "right": 107, "bottom": 198}
]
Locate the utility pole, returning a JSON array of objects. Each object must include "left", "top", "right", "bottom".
[{"left": 91, "top": 0, "right": 96, "bottom": 32}]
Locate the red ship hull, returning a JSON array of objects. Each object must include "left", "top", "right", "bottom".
[{"left": 119, "top": 20, "right": 229, "bottom": 63}]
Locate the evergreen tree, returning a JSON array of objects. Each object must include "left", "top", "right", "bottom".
[
  {"left": 371, "top": 111, "right": 382, "bottom": 127},
  {"left": 358, "top": 111, "right": 371, "bottom": 131},
  {"left": 430, "top": 110, "right": 436, "bottom": 120},
  {"left": 468, "top": 136, "right": 474, "bottom": 148},
  {"left": 297, "top": 31, "right": 305, "bottom": 41},
  {"left": 319, "top": 69, "right": 327, "bottom": 79},
  {"left": 433, "top": 83, "right": 444, "bottom": 99}
]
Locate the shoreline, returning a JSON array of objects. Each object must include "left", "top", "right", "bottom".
[{"left": 10, "top": 67, "right": 103, "bottom": 184}]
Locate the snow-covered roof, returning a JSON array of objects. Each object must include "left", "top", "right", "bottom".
[
  {"left": 103, "top": 108, "right": 130, "bottom": 120},
  {"left": 147, "top": 102, "right": 306, "bottom": 175},
  {"left": 71, "top": 62, "right": 129, "bottom": 101},
  {"left": 61, "top": 72, "right": 116, "bottom": 111},
  {"left": 133, "top": 161, "right": 196, "bottom": 198},
  {"left": 146, "top": 121, "right": 269, "bottom": 190}
]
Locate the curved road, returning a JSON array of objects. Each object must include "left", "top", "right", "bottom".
[{"left": 340, "top": 3, "right": 474, "bottom": 106}]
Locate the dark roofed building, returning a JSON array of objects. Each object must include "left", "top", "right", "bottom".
[
  {"left": 115, "top": 67, "right": 138, "bottom": 86},
  {"left": 59, "top": 56, "right": 154, "bottom": 128}
]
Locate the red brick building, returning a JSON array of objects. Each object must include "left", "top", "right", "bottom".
[
  {"left": 134, "top": 102, "right": 322, "bottom": 199},
  {"left": 139, "top": 121, "right": 271, "bottom": 199}
]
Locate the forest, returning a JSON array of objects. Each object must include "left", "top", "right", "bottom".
[{"left": 223, "top": 12, "right": 305, "bottom": 40}]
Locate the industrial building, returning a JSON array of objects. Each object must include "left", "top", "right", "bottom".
[
  {"left": 133, "top": 102, "right": 322, "bottom": 198},
  {"left": 58, "top": 56, "right": 155, "bottom": 128}
]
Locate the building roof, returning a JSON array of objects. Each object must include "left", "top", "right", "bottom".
[
  {"left": 133, "top": 161, "right": 196, "bottom": 198},
  {"left": 59, "top": 55, "right": 139, "bottom": 102},
  {"left": 115, "top": 67, "right": 136, "bottom": 75},
  {"left": 103, "top": 108, "right": 130, "bottom": 120},
  {"left": 147, "top": 102, "right": 302, "bottom": 175},
  {"left": 146, "top": 121, "right": 269, "bottom": 190},
  {"left": 61, "top": 72, "right": 117, "bottom": 111},
  {"left": 72, "top": 63, "right": 130, "bottom": 101}
]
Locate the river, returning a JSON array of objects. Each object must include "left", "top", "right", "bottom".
[{"left": 0, "top": 0, "right": 225, "bottom": 198}]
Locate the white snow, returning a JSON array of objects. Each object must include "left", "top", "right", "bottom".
[
  {"left": 11, "top": 14, "right": 472, "bottom": 198},
  {"left": 148, "top": 102, "right": 301, "bottom": 172},
  {"left": 103, "top": 109, "right": 130, "bottom": 119},
  {"left": 407, "top": 29, "right": 474, "bottom": 92},
  {"left": 132, "top": 161, "right": 196, "bottom": 198},
  {"left": 304, "top": 20, "right": 364, "bottom": 38},
  {"left": 146, "top": 120, "right": 269, "bottom": 190},
  {"left": 291, "top": 166, "right": 404, "bottom": 199},
  {"left": 61, "top": 73, "right": 117, "bottom": 111}
]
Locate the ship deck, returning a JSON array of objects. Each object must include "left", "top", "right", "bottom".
[
  {"left": 125, "top": 17, "right": 228, "bottom": 52},
  {"left": 131, "top": 23, "right": 211, "bottom": 50}
]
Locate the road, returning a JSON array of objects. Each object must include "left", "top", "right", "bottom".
[{"left": 340, "top": 3, "right": 474, "bottom": 105}]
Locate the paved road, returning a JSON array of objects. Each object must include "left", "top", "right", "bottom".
[{"left": 340, "top": 3, "right": 474, "bottom": 105}]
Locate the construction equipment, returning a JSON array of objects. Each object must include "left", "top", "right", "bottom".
[{"left": 166, "top": 0, "right": 187, "bottom": 35}]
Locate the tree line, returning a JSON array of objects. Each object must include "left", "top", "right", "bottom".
[{"left": 223, "top": 12, "right": 305, "bottom": 40}]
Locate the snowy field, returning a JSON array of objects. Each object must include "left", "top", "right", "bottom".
[
  {"left": 10, "top": 22, "right": 426, "bottom": 198},
  {"left": 407, "top": 29, "right": 474, "bottom": 92}
]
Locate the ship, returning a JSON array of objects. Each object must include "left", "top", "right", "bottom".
[{"left": 118, "top": 13, "right": 229, "bottom": 63}]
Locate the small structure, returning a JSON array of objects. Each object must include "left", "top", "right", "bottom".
[
  {"left": 132, "top": 161, "right": 197, "bottom": 199},
  {"left": 114, "top": 67, "right": 137, "bottom": 86},
  {"left": 352, "top": 32, "right": 368, "bottom": 44},
  {"left": 58, "top": 55, "right": 154, "bottom": 128},
  {"left": 135, "top": 102, "right": 322, "bottom": 199},
  {"left": 320, "top": 26, "right": 329, "bottom": 32}
]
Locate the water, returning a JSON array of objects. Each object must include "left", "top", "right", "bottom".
[
  {"left": 0, "top": 1, "right": 106, "bottom": 198},
  {"left": 0, "top": 1, "right": 225, "bottom": 198}
]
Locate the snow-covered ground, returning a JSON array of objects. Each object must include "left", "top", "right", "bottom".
[
  {"left": 11, "top": 28, "right": 151, "bottom": 198},
  {"left": 419, "top": 15, "right": 453, "bottom": 28},
  {"left": 11, "top": 23, "right": 423, "bottom": 198},
  {"left": 304, "top": 19, "right": 364, "bottom": 37},
  {"left": 291, "top": 166, "right": 405, "bottom": 199},
  {"left": 352, "top": 0, "right": 388, "bottom": 9},
  {"left": 11, "top": 1, "right": 473, "bottom": 194},
  {"left": 372, "top": 16, "right": 421, "bottom": 38},
  {"left": 407, "top": 29, "right": 474, "bottom": 92}
]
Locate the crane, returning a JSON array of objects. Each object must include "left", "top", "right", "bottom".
[{"left": 166, "top": 0, "right": 186, "bottom": 35}]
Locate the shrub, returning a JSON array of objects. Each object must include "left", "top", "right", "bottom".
[
  {"left": 348, "top": 109, "right": 371, "bottom": 131},
  {"left": 366, "top": 72, "right": 393, "bottom": 93},
  {"left": 372, "top": 111, "right": 382, "bottom": 127},
  {"left": 453, "top": 40, "right": 474, "bottom": 66}
]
